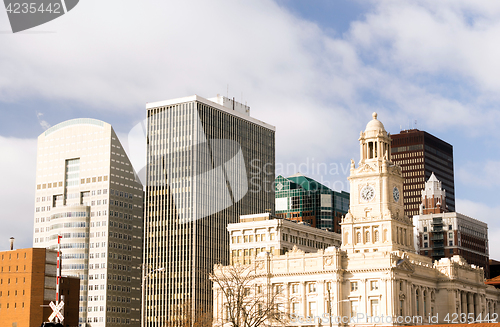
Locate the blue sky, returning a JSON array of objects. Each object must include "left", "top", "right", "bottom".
[{"left": 1, "top": 0, "right": 500, "bottom": 259}]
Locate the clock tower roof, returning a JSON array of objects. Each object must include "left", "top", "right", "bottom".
[{"left": 365, "top": 112, "right": 386, "bottom": 134}]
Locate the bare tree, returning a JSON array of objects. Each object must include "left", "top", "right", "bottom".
[
  {"left": 211, "top": 263, "right": 289, "bottom": 327},
  {"left": 163, "top": 301, "right": 212, "bottom": 327}
]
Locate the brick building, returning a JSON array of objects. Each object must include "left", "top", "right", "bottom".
[{"left": 0, "top": 247, "right": 79, "bottom": 327}]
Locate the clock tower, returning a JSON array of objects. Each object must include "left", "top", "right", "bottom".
[{"left": 341, "top": 113, "right": 414, "bottom": 253}]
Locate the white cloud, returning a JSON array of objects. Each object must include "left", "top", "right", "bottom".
[
  {"left": 457, "top": 160, "right": 500, "bottom": 188},
  {"left": 0, "top": 136, "right": 37, "bottom": 250},
  {"left": 456, "top": 198, "right": 500, "bottom": 260},
  {"left": 1, "top": 0, "right": 500, "bottom": 257},
  {"left": 36, "top": 111, "right": 51, "bottom": 130}
]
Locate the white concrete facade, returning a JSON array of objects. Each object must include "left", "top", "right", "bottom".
[
  {"left": 228, "top": 213, "right": 341, "bottom": 265},
  {"left": 33, "top": 119, "right": 143, "bottom": 327},
  {"left": 213, "top": 113, "right": 500, "bottom": 326}
]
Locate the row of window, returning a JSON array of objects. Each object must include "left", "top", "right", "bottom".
[
  {"left": 0, "top": 289, "right": 26, "bottom": 296},
  {"left": 110, "top": 189, "right": 135, "bottom": 199},
  {"left": 232, "top": 233, "right": 273, "bottom": 243},
  {"left": 81, "top": 176, "right": 109, "bottom": 184},
  {"left": 0, "top": 265, "right": 26, "bottom": 272},
  {"left": 36, "top": 176, "right": 109, "bottom": 190},
  {"left": 0, "top": 302, "right": 25, "bottom": 309}
]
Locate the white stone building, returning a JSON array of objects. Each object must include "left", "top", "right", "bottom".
[
  {"left": 228, "top": 213, "right": 341, "bottom": 265},
  {"left": 213, "top": 113, "right": 500, "bottom": 326},
  {"left": 33, "top": 119, "right": 144, "bottom": 327}
]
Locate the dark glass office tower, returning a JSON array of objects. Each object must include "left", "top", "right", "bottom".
[
  {"left": 390, "top": 129, "right": 454, "bottom": 218},
  {"left": 143, "top": 95, "right": 275, "bottom": 326}
]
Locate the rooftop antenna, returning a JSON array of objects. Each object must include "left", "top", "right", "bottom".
[{"left": 415, "top": 120, "right": 418, "bottom": 129}]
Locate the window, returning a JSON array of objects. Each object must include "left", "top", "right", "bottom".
[
  {"left": 350, "top": 282, "right": 358, "bottom": 292},
  {"left": 350, "top": 301, "right": 358, "bottom": 317},
  {"left": 308, "top": 283, "right": 316, "bottom": 293},
  {"left": 424, "top": 234, "right": 428, "bottom": 240},
  {"left": 292, "top": 302, "right": 300, "bottom": 314},
  {"left": 292, "top": 284, "right": 299, "bottom": 293},
  {"left": 371, "top": 299, "right": 379, "bottom": 316},
  {"left": 374, "top": 230, "right": 380, "bottom": 242},
  {"left": 424, "top": 242, "right": 428, "bottom": 248},
  {"left": 356, "top": 232, "right": 361, "bottom": 243},
  {"left": 449, "top": 225, "right": 452, "bottom": 230},
  {"left": 370, "top": 280, "right": 378, "bottom": 290},
  {"left": 308, "top": 301, "right": 316, "bottom": 316},
  {"left": 423, "top": 227, "right": 427, "bottom": 232}
]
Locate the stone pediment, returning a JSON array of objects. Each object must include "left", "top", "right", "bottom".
[
  {"left": 394, "top": 258, "right": 415, "bottom": 273},
  {"left": 359, "top": 163, "right": 376, "bottom": 173},
  {"left": 389, "top": 164, "right": 402, "bottom": 175}
]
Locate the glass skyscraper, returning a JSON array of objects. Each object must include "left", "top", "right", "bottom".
[
  {"left": 144, "top": 95, "right": 275, "bottom": 325},
  {"left": 274, "top": 173, "right": 349, "bottom": 233}
]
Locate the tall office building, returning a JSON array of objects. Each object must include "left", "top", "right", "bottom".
[
  {"left": 144, "top": 95, "right": 275, "bottom": 325},
  {"left": 33, "top": 119, "right": 144, "bottom": 327},
  {"left": 390, "top": 129, "right": 455, "bottom": 217},
  {"left": 274, "top": 173, "right": 349, "bottom": 233}
]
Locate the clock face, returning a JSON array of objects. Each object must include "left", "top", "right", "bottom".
[
  {"left": 361, "top": 185, "right": 375, "bottom": 202},
  {"left": 393, "top": 186, "right": 400, "bottom": 203}
]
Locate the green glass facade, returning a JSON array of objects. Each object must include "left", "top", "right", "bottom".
[{"left": 274, "top": 174, "right": 349, "bottom": 233}]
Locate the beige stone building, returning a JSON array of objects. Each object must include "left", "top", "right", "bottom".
[
  {"left": 228, "top": 213, "right": 341, "bottom": 265},
  {"left": 213, "top": 113, "right": 500, "bottom": 326},
  {"left": 33, "top": 119, "right": 144, "bottom": 327}
]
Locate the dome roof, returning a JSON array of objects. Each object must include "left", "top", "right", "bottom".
[{"left": 365, "top": 112, "right": 386, "bottom": 133}]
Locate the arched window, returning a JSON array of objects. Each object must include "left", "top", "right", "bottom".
[
  {"left": 374, "top": 230, "right": 380, "bottom": 242},
  {"left": 423, "top": 291, "right": 427, "bottom": 316},
  {"left": 416, "top": 290, "right": 420, "bottom": 315},
  {"left": 365, "top": 231, "right": 370, "bottom": 243},
  {"left": 356, "top": 232, "right": 361, "bottom": 244}
]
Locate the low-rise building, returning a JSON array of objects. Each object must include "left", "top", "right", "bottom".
[
  {"left": 0, "top": 247, "right": 80, "bottom": 327},
  {"left": 228, "top": 213, "right": 341, "bottom": 265}
]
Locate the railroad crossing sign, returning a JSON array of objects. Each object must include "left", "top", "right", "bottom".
[{"left": 48, "top": 301, "right": 64, "bottom": 322}]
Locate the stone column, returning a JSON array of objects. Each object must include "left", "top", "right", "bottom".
[
  {"left": 301, "top": 281, "right": 307, "bottom": 317},
  {"left": 285, "top": 282, "right": 290, "bottom": 314},
  {"left": 468, "top": 293, "right": 474, "bottom": 316},
  {"left": 461, "top": 292, "right": 466, "bottom": 315},
  {"left": 318, "top": 281, "right": 326, "bottom": 316}
]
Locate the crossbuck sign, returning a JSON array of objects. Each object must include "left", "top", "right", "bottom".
[{"left": 48, "top": 301, "right": 64, "bottom": 322}]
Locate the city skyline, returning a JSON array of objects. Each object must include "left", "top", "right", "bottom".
[{"left": 2, "top": 0, "right": 500, "bottom": 262}]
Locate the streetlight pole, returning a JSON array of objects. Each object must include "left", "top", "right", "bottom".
[
  {"left": 141, "top": 267, "right": 165, "bottom": 327},
  {"left": 327, "top": 289, "right": 349, "bottom": 327}
]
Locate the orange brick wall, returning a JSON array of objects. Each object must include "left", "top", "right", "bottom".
[{"left": 0, "top": 248, "right": 53, "bottom": 327}]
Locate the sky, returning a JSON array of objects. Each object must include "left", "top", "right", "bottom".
[{"left": 1, "top": 0, "right": 500, "bottom": 260}]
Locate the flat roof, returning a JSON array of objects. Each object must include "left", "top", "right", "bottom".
[{"left": 146, "top": 95, "right": 275, "bottom": 131}]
